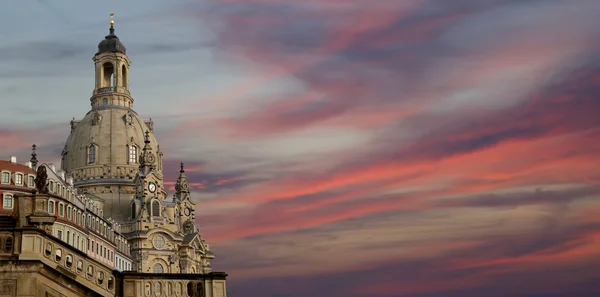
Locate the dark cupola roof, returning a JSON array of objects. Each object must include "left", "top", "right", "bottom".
[{"left": 96, "top": 13, "right": 126, "bottom": 55}]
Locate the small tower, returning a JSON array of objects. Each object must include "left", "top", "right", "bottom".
[
  {"left": 174, "top": 163, "right": 196, "bottom": 234},
  {"left": 174, "top": 163, "right": 190, "bottom": 201},
  {"left": 91, "top": 12, "right": 134, "bottom": 109},
  {"left": 138, "top": 131, "right": 156, "bottom": 173}
]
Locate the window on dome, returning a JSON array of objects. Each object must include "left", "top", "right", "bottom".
[
  {"left": 129, "top": 145, "right": 137, "bottom": 164},
  {"left": 88, "top": 145, "right": 96, "bottom": 164},
  {"left": 3, "top": 194, "right": 13, "bottom": 209}
]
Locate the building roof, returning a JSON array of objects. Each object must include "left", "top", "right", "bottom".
[
  {"left": 0, "top": 160, "right": 36, "bottom": 175},
  {"left": 97, "top": 26, "right": 126, "bottom": 55}
]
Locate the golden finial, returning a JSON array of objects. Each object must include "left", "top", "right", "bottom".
[{"left": 110, "top": 12, "right": 115, "bottom": 26}]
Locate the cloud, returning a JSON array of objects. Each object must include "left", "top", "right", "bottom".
[{"left": 4, "top": 1, "right": 600, "bottom": 297}]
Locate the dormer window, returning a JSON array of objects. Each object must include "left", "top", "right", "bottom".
[
  {"left": 49, "top": 181, "right": 54, "bottom": 193},
  {"left": 15, "top": 174, "right": 23, "bottom": 186},
  {"left": 28, "top": 176, "right": 34, "bottom": 188},
  {"left": 88, "top": 145, "right": 97, "bottom": 164},
  {"left": 1, "top": 172, "right": 9, "bottom": 184}
]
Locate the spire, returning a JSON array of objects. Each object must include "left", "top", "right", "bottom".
[
  {"left": 175, "top": 162, "right": 190, "bottom": 200},
  {"left": 30, "top": 144, "right": 38, "bottom": 169},
  {"left": 109, "top": 12, "right": 115, "bottom": 35},
  {"left": 138, "top": 131, "right": 156, "bottom": 172},
  {"left": 96, "top": 11, "right": 126, "bottom": 55}
]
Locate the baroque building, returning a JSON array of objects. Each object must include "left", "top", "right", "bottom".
[{"left": 0, "top": 14, "right": 227, "bottom": 297}]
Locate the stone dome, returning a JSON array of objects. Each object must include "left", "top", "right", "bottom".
[
  {"left": 63, "top": 107, "right": 160, "bottom": 182},
  {"left": 97, "top": 27, "right": 126, "bottom": 55}
]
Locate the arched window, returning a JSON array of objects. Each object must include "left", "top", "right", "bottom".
[
  {"left": 102, "top": 62, "right": 114, "bottom": 88},
  {"left": 128, "top": 145, "right": 137, "bottom": 164},
  {"left": 88, "top": 145, "right": 96, "bottom": 164},
  {"left": 103, "top": 98, "right": 108, "bottom": 105},
  {"left": 65, "top": 254, "right": 73, "bottom": 267},
  {"left": 0, "top": 172, "right": 9, "bottom": 184},
  {"left": 55, "top": 248, "right": 62, "bottom": 262},
  {"left": 48, "top": 201, "right": 55, "bottom": 214},
  {"left": 97, "top": 271, "right": 104, "bottom": 285},
  {"left": 45, "top": 243, "right": 52, "bottom": 257},
  {"left": 196, "top": 282, "right": 204, "bottom": 297},
  {"left": 121, "top": 65, "right": 128, "bottom": 88},
  {"left": 86, "top": 265, "right": 93, "bottom": 278},
  {"left": 154, "top": 282, "right": 162, "bottom": 294},
  {"left": 3, "top": 194, "right": 13, "bottom": 210},
  {"left": 152, "top": 263, "right": 164, "bottom": 273},
  {"left": 4, "top": 237, "right": 13, "bottom": 253},
  {"left": 187, "top": 282, "right": 193, "bottom": 297},
  {"left": 152, "top": 200, "right": 160, "bottom": 217},
  {"left": 15, "top": 173, "right": 23, "bottom": 185},
  {"left": 108, "top": 277, "right": 114, "bottom": 290}
]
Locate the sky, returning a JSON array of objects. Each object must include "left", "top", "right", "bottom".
[{"left": 1, "top": 0, "right": 600, "bottom": 296}]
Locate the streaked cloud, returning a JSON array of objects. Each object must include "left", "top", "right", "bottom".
[{"left": 2, "top": 1, "right": 600, "bottom": 296}]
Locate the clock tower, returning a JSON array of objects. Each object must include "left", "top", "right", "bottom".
[{"left": 127, "top": 132, "right": 213, "bottom": 274}]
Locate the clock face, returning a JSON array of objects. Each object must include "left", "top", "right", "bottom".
[
  {"left": 184, "top": 208, "right": 190, "bottom": 216},
  {"left": 148, "top": 182, "right": 156, "bottom": 193}
]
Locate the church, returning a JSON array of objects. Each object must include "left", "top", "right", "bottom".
[{"left": 0, "top": 14, "right": 227, "bottom": 297}]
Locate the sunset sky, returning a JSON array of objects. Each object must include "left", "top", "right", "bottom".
[{"left": 1, "top": 0, "right": 600, "bottom": 296}]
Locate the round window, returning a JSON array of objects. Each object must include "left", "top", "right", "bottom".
[{"left": 152, "top": 235, "right": 165, "bottom": 249}]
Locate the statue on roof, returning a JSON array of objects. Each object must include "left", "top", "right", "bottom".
[{"left": 35, "top": 166, "right": 49, "bottom": 194}]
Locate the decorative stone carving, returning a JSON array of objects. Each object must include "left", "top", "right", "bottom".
[
  {"left": 91, "top": 112, "right": 102, "bottom": 125},
  {"left": 124, "top": 112, "right": 134, "bottom": 125},
  {"left": 0, "top": 279, "right": 16, "bottom": 296},
  {"left": 183, "top": 221, "right": 194, "bottom": 234}
]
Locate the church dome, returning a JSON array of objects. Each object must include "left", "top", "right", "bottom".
[
  {"left": 97, "top": 27, "right": 126, "bottom": 55},
  {"left": 63, "top": 107, "right": 160, "bottom": 182}
]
